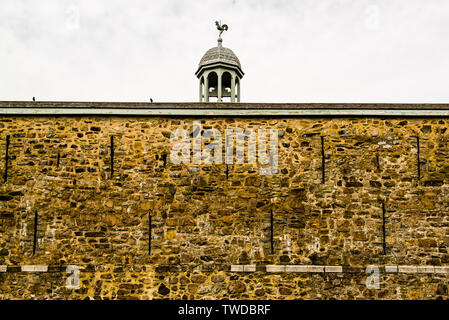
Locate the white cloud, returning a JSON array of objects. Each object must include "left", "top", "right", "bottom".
[{"left": 0, "top": 0, "right": 448, "bottom": 103}]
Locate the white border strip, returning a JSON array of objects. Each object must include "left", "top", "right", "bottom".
[
  {"left": 398, "top": 266, "right": 418, "bottom": 273},
  {"left": 230, "top": 265, "right": 449, "bottom": 274},
  {"left": 325, "top": 266, "right": 343, "bottom": 273},
  {"left": 230, "top": 265, "right": 256, "bottom": 272},
  {"left": 266, "top": 265, "right": 286, "bottom": 272},
  {"left": 21, "top": 265, "right": 48, "bottom": 272},
  {"left": 1, "top": 108, "right": 449, "bottom": 117},
  {"left": 385, "top": 266, "right": 398, "bottom": 273},
  {"left": 1, "top": 264, "right": 448, "bottom": 274},
  {"left": 435, "top": 267, "right": 449, "bottom": 274}
]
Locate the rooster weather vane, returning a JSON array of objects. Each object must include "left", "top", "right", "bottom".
[{"left": 215, "top": 20, "right": 228, "bottom": 38}]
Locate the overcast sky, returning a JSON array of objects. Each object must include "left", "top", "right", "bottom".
[{"left": 1, "top": 0, "right": 448, "bottom": 103}]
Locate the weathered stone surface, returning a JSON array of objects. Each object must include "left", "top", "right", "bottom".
[
  {"left": 279, "top": 287, "right": 292, "bottom": 295},
  {"left": 227, "top": 280, "right": 246, "bottom": 295},
  {"left": 0, "top": 115, "right": 448, "bottom": 299},
  {"left": 191, "top": 274, "right": 207, "bottom": 284}
]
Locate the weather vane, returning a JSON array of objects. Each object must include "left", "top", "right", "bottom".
[{"left": 215, "top": 20, "right": 228, "bottom": 38}]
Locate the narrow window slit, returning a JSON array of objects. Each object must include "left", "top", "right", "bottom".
[
  {"left": 320, "top": 136, "right": 325, "bottom": 184},
  {"left": 417, "top": 136, "right": 420, "bottom": 180},
  {"left": 225, "top": 164, "right": 229, "bottom": 179},
  {"left": 32, "top": 210, "right": 38, "bottom": 256},
  {"left": 110, "top": 136, "right": 114, "bottom": 178},
  {"left": 161, "top": 153, "right": 167, "bottom": 167},
  {"left": 4, "top": 135, "right": 10, "bottom": 182},
  {"left": 382, "top": 202, "right": 386, "bottom": 255},
  {"left": 270, "top": 208, "right": 274, "bottom": 254},
  {"left": 148, "top": 210, "right": 152, "bottom": 256},
  {"left": 56, "top": 151, "right": 60, "bottom": 168}
]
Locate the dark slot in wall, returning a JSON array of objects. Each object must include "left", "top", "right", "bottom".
[
  {"left": 270, "top": 208, "right": 274, "bottom": 254},
  {"left": 56, "top": 151, "right": 60, "bottom": 168},
  {"left": 382, "top": 202, "right": 386, "bottom": 255},
  {"left": 417, "top": 136, "right": 421, "bottom": 181},
  {"left": 110, "top": 136, "right": 114, "bottom": 177},
  {"left": 4, "top": 135, "right": 10, "bottom": 182},
  {"left": 32, "top": 210, "right": 38, "bottom": 256},
  {"left": 321, "top": 136, "right": 325, "bottom": 184},
  {"left": 161, "top": 153, "right": 167, "bottom": 167},
  {"left": 148, "top": 210, "right": 152, "bottom": 256}
]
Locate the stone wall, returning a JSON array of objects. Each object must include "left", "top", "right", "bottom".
[{"left": 0, "top": 116, "right": 448, "bottom": 299}]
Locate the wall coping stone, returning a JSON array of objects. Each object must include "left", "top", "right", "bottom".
[{"left": 1, "top": 101, "right": 449, "bottom": 117}]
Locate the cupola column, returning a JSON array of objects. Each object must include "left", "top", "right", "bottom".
[
  {"left": 204, "top": 73, "right": 209, "bottom": 102},
  {"left": 231, "top": 75, "right": 236, "bottom": 103},
  {"left": 237, "top": 81, "right": 240, "bottom": 102},
  {"left": 218, "top": 71, "right": 223, "bottom": 102},
  {"left": 199, "top": 77, "right": 203, "bottom": 102}
]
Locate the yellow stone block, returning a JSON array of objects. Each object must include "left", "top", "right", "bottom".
[
  {"left": 409, "top": 289, "right": 421, "bottom": 300},
  {"left": 141, "top": 202, "right": 153, "bottom": 210},
  {"left": 220, "top": 215, "right": 233, "bottom": 224},
  {"left": 134, "top": 141, "right": 143, "bottom": 152},
  {"left": 166, "top": 229, "right": 176, "bottom": 240},
  {"left": 386, "top": 236, "right": 395, "bottom": 245}
]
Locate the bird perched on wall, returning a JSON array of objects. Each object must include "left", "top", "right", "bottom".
[
  {"left": 32, "top": 97, "right": 35, "bottom": 101},
  {"left": 150, "top": 98, "right": 153, "bottom": 103}
]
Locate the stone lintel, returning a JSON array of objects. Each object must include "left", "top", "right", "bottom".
[
  {"left": 230, "top": 265, "right": 244, "bottom": 272},
  {"left": 417, "top": 266, "right": 435, "bottom": 274},
  {"left": 385, "top": 266, "right": 398, "bottom": 273},
  {"left": 21, "top": 265, "right": 48, "bottom": 272},
  {"left": 266, "top": 265, "right": 286, "bottom": 273},
  {"left": 307, "top": 265, "right": 325, "bottom": 273},
  {"left": 325, "top": 266, "right": 343, "bottom": 273},
  {"left": 435, "top": 267, "right": 449, "bottom": 274},
  {"left": 398, "top": 266, "right": 418, "bottom": 274},
  {"left": 285, "top": 265, "right": 309, "bottom": 273},
  {"left": 243, "top": 265, "right": 256, "bottom": 272}
]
